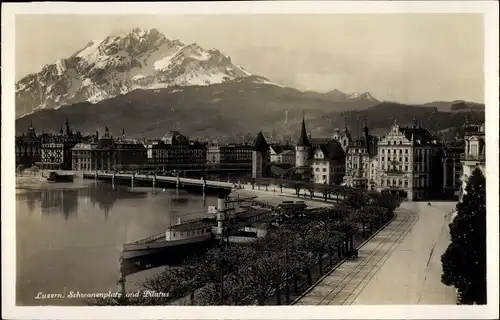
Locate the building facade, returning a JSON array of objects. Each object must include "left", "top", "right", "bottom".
[
  {"left": 376, "top": 119, "right": 440, "bottom": 201},
  {"left": 295, "top": 117, "right": 313, "bottom": 179},
  {"left": 252, "top": 131, "right": 270, "bottom": 179},
  {"left": 269, "top": 145, "right": 295, "bottom": 165},
  {"left": 72, "top": 127, "right": 146, "bottom": 171},
  {"left": 331, "top": 118, "right": 352, "bottom": 153},
  {"left": 310, "top": 140, "right": 346, "bottom": 185},
  {"left": 15, "top": 121, "right": 41, "bottom": 168},
  {"left": 41, "top": 120, "right": 83, "bottom": 170},
  {"left": 343, "top": 122, "right": 379, "bottom": 189},
  {"left": 441, "top": 139, "right": 465, "bottom": 199},
  {"left": 460, "top": 121, "right": 485, "bottom": 201},
  {"left": 206, "top": 145, "right": 253, "bottom": 165},
  {"left": 147, "top": 132, "right": 207, "bottom": 168},
  {"left": 367, "top": 156, "right": 379, "bottom": 191}
]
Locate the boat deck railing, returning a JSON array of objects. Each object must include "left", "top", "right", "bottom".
[{"left": 132, "top": 232, "right": 165, "bottom": 245}]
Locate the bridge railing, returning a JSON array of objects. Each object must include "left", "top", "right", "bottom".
[{"left": 83, "top": 171, "right": 235, "bottom": 188}]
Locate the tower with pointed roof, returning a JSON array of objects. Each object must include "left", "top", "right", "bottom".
[
  {"left": 252, "top": 131, "right": 270, "bottom": 178},
  {"left": 338, "top": 116, "right": 351, "bottom": 152},
  {"left": 295, "top": 115, "right": 311, "bottom": 171},
  {"left": 65, "top": 118, "right": 71, "bottom": 136}
]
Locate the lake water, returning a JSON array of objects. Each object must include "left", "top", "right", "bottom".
[{"left": 15, "top": 179, "right": 217, "bottom": 306}]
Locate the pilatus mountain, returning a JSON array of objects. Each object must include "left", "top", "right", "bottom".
[{"left": 15, "top": 27, "right": 484, "bottom": 139}]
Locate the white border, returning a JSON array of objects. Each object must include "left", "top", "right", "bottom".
[{"left": 2, "top": 2, "right": 499, "bottom": 319}]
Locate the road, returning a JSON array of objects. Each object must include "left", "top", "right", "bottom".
[
  {"left": 294, "top": 201, "right": 458, "bottom": 305},
  {"left": 235, "top": 185, "right": 332, "bottom": 208}
]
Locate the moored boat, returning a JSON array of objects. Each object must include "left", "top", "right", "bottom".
[{"left": 46, "top": 171, "right": 74, "bottom": 183}]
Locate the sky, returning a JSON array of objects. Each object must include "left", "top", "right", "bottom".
[{"left": 15, "top": 14, "right": 484, "bottom": 104}]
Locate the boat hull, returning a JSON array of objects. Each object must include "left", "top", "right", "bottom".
[
  {"left": 46, "top": 172, "right": 74, "bottom": 183},
  {"left": 121, "top": 235, "right": 213, "bottom": 260}
]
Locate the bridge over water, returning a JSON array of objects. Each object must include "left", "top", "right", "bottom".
[{"left": 81, "top": 171, "right": 235, "bottom": 193}]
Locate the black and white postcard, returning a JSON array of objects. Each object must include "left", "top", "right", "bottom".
[{"left": 2, "top": 1, "right": 499, "bottom": 319}]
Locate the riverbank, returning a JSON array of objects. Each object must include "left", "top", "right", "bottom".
[{"left": 15, "top": 171, "right": 91, "bottom": 191}]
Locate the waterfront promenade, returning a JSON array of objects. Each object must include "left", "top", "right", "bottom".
[
  {"left": 294, "top": 201, "right": 457, "bottom": 305},
  {"left": 236, "top": 184, "right": 332, "bottom": 209}
]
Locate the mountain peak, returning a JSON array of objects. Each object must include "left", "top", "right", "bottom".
[
  {"left": 325, "top": 88, "right": 347, "bottom": 100},
  {"left": 346, "top": 91, "right": 378, "bottom": 101},
  {"left": 16, "top": 27, "right": 255, "bottom": 118}
]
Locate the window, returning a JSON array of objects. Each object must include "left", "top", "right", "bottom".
[
  {"left": 322, "top": 168, "right": 326, "bottom": 172},
  {"left": 399, "top": 149, "right": 402, "bottom": 154},
  {"left": 405, "top": 149, "right": 408, "bottom": 154},
  {"left": 405, "top": 157, "right": 408, "bottom": 162},
  {"left": 404, "top": 165, "right": 408, "bottom": 171},
  {"left": 387, "top": 149, "right": 391, "bottom": 154},
  {"left": 173, "top": 233, "right": 176, "bottom": 238},
  {"left": 382, "top": 149, "right": 385, "bottom": 154},
  {"left": 323, "top": 175, "right": 327, "bottom": 180},
  {"left": 399, "top": 141, "right": 402, "bottom": 145},
  {"left": 404, "top": 180, "right": 408, "bottom": 187},
  {"left": 388, "top": 157, "right": 391, "bottom": 162},
  {"left": 382, "top": 156, "right": 385, "bottom": 161},
  {"left": 399, "top": 157, "right": 402, "bottom": 162},
  {"left": 399, "top": 179, "right": 403, "bottom": 186}
]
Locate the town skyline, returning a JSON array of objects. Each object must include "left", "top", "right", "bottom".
[{"left": 16, "top": 14, "right": 484, "bottom": 105}]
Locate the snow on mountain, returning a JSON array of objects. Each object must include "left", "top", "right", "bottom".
[
  {"left": 15, "top": 27, "right": 254, "bottom": 118},
  {"left": 346, "top": 92, "right": 378, "bottom": 101}
]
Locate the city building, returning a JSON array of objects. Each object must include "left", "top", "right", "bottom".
[
  {"left": 310, "top": 140, "right": 346, "bottom": 185},
  {"left": 343, "top": 120, "right": 379, "bottom": 189},
  {"left": 441, "top": 139, "right": 465, "bottom": 199},
  {"left": 269, "top": 144, "right": 295, "bottom": 165},
  {"left": 367, "top": 156, "right": 379, "bottom": 191},
  {"left": 71, "top": 127, "right": 146, "bottom": 171},
  {"left": 460, "top": 121, "right": 485, "bottom": 201},
  {"left": 147, "top": 131, "right": 207, "bottom": 168},
  {"left": 332, "top": 117, "right": 352, "bottom": 153},
  {"left": 252, "top": 131, "right": 270, "bottom": 179},
  {"left": 295, "top": 117, "right": 312, "bottom": 178},
  {"left": 40, "top": 119, "right": 83, "bottom": 170},
  {"left": 206, "top": 144, "right": 253, "bottom": 165},
  {"left": 15, "top": 121, "right": 41, "bottom": 168},
  {"left": 376, "top": 119, "right": 440, "bottom": 201}
]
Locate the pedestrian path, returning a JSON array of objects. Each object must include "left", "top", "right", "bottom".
[{"left": 294, "top": 209, "right": 418, "bottom": 305}]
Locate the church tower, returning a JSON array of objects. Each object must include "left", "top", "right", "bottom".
[
  {"left": 252, "top": 131, "right": 269, "bottom": 179},
  {"left": 296, "top": 116, "right": 311, "bottom": 170},
  {"left": 339, "top": 116, "right": 351, "bottom": 152}
]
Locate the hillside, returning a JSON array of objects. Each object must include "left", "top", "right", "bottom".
[{"left": 15, "top": 81, "right": 484, "bottom": 141}]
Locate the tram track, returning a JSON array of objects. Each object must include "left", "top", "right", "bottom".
[
  {"left": 296, "top": 209, "right": 418, "bottom": 305},
  {"left": 342, "top": 210, "right": 419, "bottom": 305}
]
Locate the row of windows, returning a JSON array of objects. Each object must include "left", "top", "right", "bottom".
[
  {"left": 381, "top": 179, "right": 409, "bottom": 187},
  {"left": 382, "top": 140, "right": 406, "bottom": 146},
  {"left": 381, "top": 164, "right": 409, "bottom": 172},
  {"left": 381, "top": 156, "right": 409, "bottom": 163},
  {"left": 171, "top": 228, "right": 212, "bottom": 238},
  {"left": 381, "top": 148, "right": 408, "bottom": 154}
]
